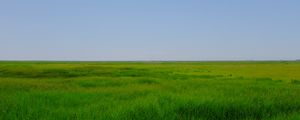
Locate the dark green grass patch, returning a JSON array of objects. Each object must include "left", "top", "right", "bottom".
[{"left": 291, "top": 79, "right": 300, "bottom": 84}]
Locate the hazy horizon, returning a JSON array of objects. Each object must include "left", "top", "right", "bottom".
[{"left": 1, "top": 0, "right": 300, "bottom": 61}]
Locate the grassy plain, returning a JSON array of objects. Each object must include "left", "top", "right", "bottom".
[{"left": 0, "top": 61, "right": 300, "bottom": 120}]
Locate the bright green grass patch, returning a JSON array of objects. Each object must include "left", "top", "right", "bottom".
[{"left": 0, "top": 61, "right": 300, "bottom": 120}]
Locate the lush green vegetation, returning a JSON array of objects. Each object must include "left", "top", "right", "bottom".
[{"left": 0, "top": 61, "right": 300, "bottom": 120}]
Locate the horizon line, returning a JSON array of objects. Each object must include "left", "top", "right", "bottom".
[{"left": 0, "top": 59, "right": 299, "bottom": 62}]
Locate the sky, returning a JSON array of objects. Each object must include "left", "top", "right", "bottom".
[{"left": 1, "top": 0, "right": 300, "bottom": 61}]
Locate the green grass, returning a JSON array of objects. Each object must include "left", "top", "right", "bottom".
[{"left": 0, "top": 61, "right": 300, "bottom": 120}]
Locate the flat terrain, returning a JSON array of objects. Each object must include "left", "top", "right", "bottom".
[{"left": 0, "top": 61, "right": 300, "bottom": 120}]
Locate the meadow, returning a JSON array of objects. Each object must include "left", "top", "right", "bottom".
[{"left": 0, "top": 61, "right": 300, "bottom": 120}]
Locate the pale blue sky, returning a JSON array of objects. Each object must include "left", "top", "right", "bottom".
[{"left": 1, "top": 0, "right": 299, "bottom": 61}]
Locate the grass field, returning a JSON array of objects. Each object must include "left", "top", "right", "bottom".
[{"left": 0, "top": 61, "right": 300, "bottom": 120}]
